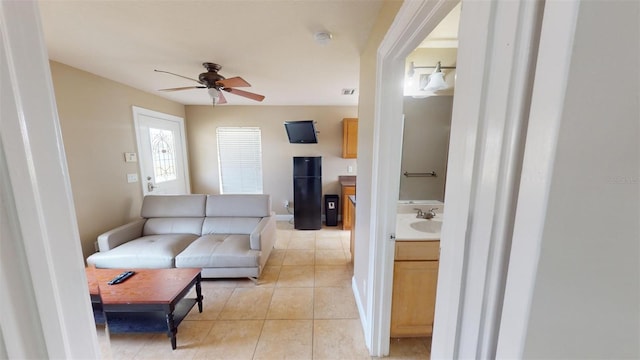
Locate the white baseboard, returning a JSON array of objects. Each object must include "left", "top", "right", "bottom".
[
  {"left": 352, "top": 275, "right": 370, "bottom": 351},
  {"left": 275, "top": 214, "right": 294, "bottom": 222}
]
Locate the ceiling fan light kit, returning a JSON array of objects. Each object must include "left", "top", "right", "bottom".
[
  {"left": 155, "top": 62, "right": 265, "bottom": 105},
  {"left": 207, "top": 88, "right": 225, "bottom": 106}
]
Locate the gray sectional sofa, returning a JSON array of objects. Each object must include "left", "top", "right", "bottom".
[{"left": 86, "top": 194, "right": 276, "bottom": 279}]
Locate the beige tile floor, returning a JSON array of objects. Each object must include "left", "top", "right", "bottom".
[{"left": 97, "top": 221, "right": 430, "bottom": 359}]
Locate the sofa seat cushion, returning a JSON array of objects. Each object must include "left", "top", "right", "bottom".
[
  {"left": 175, "top": 234, "right": 259, "bottom": 268},
  {"left": 86, "top": 234, "right": 198, "bottom": 269}
]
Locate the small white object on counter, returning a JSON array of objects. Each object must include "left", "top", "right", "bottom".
[{"left": 395, "top": 213, "right": 442, "bottom": 241}]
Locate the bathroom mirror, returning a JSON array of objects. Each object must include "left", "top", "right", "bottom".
[
  {"left": 399, "top": 95, "right": 453, "bottom": 202},
  {"left": 398, "top": 6, "right": 459, "bottom": 202}
]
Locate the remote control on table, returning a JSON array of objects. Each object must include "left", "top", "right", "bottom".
[{"left": 107, "top": 271, "right": 135, "bottom": 285}]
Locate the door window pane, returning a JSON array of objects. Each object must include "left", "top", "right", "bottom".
[{"left": 149, "top": 128, "right": 176, "bottom": 183}]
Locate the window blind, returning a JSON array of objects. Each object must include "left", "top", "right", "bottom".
[{"left": 216, "top": 127, "right": 263, "bottom": 194}]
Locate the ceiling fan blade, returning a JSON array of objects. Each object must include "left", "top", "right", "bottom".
[
  {"left": 216, "top": 76, "right": 251, "bottom": 88},
  {"left": 154, "top": 69, "right": 203, "bottom": 84},
  {"left": 158, "top": 86, "right": 206, "bottom": 92},
  {"left": 217, "top": 91, "right": 228, "bottom": 104},
  {"left": 223, "top": 88, "right": 265, "bottom": 102}
]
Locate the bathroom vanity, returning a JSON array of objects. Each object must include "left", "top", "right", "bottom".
[{"left": 391, "top": 205, "right": 442, "bottom": 337}]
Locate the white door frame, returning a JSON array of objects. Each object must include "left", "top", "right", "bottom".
[
  {"left": 367, "top": 3, "right": 458, "bottom": 357},
  {"left": 369, "top": 0, "right": 547, "bottom": 357},
  {"left": 0, "top": 1, "right": 99, "bottom": 358},
  {"left": 132, "top": 106, "right": 191, "bottom": 195},
  {"left": 496, "top": 1, "right": 581, "bottom": 356}
]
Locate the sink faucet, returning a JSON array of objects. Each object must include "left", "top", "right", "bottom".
[{"left": 414, "top": 207, "right": 438, "bottom": 219}]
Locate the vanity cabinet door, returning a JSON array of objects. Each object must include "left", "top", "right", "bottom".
[
  {"left": 391, "top": 240, "right": 440, "bottom": 337},
  {"left": 391, "top": 259, "right": 439, "bottom": 337}
]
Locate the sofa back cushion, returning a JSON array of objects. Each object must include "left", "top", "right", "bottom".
[
  {"left": 141, "top": 194, "right": 207, "bottom": 218},
  {"left": 202, "top": 217, "right": 261, "bottom": 235},
  {"left": 206, "top": 194, "right": 271, "bottom": 217},
  {"left": 141, "top": 195, "right": 207, "bottom": 236},
  {"left": 143, "top": 218, "right": 205, "bottom": 236}
]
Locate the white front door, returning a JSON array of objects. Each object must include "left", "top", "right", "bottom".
[{"left": 132, "top": 106, "right": 190, "bottom": 195}]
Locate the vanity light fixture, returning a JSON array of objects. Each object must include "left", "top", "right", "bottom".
[
  {"left": 407, "top": 61, "right": 456, "bottom": 91},
  {"left": 423, "top": 62, "right": 447, "bottom": 91}
]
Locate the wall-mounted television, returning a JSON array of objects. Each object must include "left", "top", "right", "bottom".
[{"left": 284, "top": 120, "right": 318, "bottom": 144}]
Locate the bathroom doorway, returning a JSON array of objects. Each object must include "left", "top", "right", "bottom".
[{"left": 389, "top": 3, "right": 460, "bottom": 354}]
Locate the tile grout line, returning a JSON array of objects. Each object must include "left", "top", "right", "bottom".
[{"left": 250, "top": 284, "right": 274, "bottom": 360}]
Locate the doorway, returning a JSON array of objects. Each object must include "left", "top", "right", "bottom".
[
  {"left": 133, "top": 106, "right": 190, "bottom": 195},
  {"left": 389, "top": 3, "right": 459, "bottom": 353},
  {"left": 370, "top": 0, "right": 548, "bottom": 357}
]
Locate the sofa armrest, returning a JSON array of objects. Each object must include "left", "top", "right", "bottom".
[
  {"left": 249, "top": 214, "right": 276, "bottom": 251},
  {"left": 97, "top": 219, "right": 146, "bottom": 251}
]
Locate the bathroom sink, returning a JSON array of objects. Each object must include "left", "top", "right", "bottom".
[
  {"left": 410, "top": 220, "right": 442, "bottom": 233},
  {"left": 395, "top": 213, "right": 442, "bottom": 240}
]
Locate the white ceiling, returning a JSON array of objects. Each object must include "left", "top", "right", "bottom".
[
  {"left": 419, "top": 2, "right": 460, "bottom": 48},
  {"left": 38, "top": 0, "right": 384, "bottom": 106}
]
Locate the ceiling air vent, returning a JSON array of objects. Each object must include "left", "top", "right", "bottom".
[{"left": 341, "top": 88, "right": 356, "bottom": 95}]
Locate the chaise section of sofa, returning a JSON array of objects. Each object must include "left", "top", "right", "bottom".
[
  {"left": 175, "top": 194, "right": 277, "bottom": 278},
  {"left": 86, "top": 193, "right": 276, "bottom": 279}
]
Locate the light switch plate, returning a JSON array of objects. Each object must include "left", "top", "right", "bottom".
[
  {"left": 124, "top": 152, "right": 138, "bottom": 162},
  {"left": 127, "top": 173, "right": 138, "bottom": 183}
]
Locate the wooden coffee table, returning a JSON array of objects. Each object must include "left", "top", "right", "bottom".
[{"left": 86, "top": 267, "right": 203, "bottom": 350}]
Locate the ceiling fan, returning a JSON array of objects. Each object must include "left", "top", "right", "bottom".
[{"left": 154, "top": 62, "right": 265, "bottom": 105}]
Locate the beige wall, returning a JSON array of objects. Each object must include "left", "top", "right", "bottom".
[
  {"left": 354, "top": 0, "right": 403, "bottom": 313},
  {"left": 50, "top": 61, "right": 185, "bottom": 259},
  {"left": 185, "top": 105, "right": 357, "bottom": 215}
]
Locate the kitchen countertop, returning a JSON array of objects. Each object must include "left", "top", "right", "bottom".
[
  {"left": 395, "top": 213, "right": 442, "bottom": 241},
  {"left": 339, "top": 175, "right": 356, "bottom": 187}
]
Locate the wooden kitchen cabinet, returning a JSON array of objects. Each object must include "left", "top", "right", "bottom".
[
  {"left": 342, "top": 118, "right": 358, "bottom": 158},
  {"left": 341, "top": 185, "right": 355, "bottom": 230},
  {"left": 390, "top": 240, "right": 440, "bottom": 337},
  {"left": 348, "top": 196, "right": 356, "bottom": 263}
]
